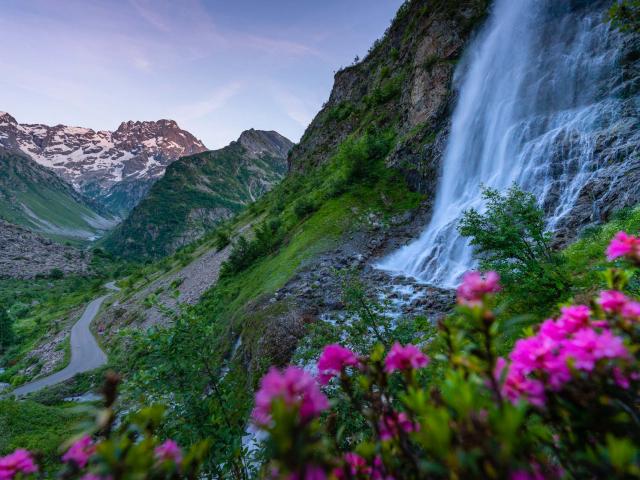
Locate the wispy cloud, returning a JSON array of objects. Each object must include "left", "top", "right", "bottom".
[
  {"left": 175, "top": 82, "right": 244, "bottom": 121},
  {"left": 271, "top": 86, "right": 318, "bottom": 128}
]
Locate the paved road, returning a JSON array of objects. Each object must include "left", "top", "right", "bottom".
[{"left": 11, "top": 281, "right": 120, "bottom": 397}]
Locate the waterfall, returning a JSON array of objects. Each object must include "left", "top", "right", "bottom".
[{"left": 378, "top": 0, "right": 630, "bottom": 288}]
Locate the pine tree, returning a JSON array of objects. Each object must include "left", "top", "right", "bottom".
[{"left": 0, "top": 302, "right": 14, "bottom": 354}]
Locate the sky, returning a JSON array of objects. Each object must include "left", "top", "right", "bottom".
[{"left": 0, "top": 0, "right": 404, "bottom": 148}]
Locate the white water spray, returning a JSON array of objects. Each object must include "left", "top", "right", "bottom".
[{"left": 378, "top": 0, "right": 627, "bottom": 287}]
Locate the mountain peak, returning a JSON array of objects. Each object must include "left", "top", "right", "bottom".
[
  {"left": 237, "top": 129, "right": 293, "bottom": 159},
  {"left": 0, "top": 111, "right": 17, "bottom": 125},
  {"left": 0, "top": 111, "right": 209, "bottom": 214}
]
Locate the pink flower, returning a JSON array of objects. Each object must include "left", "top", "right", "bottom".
[
  {"left": 598, "top": 290, "right": 629, "bottom": 313},
  {"left": 622, "top": 300, "right": 640, "bottom": 320},
  {"left": 289, "top": 466, "right": 326, "bottom": 480},
  {"left": 457, "top": 271, "right": 501, "bottom": 306},
  {"left": 384, "top": 343, "right": 429, "bottom": 373},
  {"left": 606, "top": 231, "right": 640, "bottom": 261},
  {"left": 155, "top": 440, "right": 182, "bottom": 464},
  {"left": 252, "top": 366, "right": 329, "bottom": 426},
  {"left": 62, "top": 435, "right": 96, "bottom": 469},
  {"left": 379, "top": 411, "right": 420, "bottom": 440},
  {"left": 317, "top": 344, "right": 358, "bottom": 385},
  {"left": 334, "top": 453, "right": 371, "bottom": 479},
  {"left": 0, "top": 449, "right": 38, "bottom": 480}
]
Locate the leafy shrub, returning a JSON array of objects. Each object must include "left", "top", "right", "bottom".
[
  {"left": 364, "top": 73, "right": 404, "bottom": 107},
  {"left": 0, "top": 302, "right": 14, "bottom": 354},
  {"left": 459, "top": 185, "right": 570, "bottom": 314},
  {"left": 293, "top": 197, "right": 318, "bottom": 220},
  {"left": 48, "top": 268, "right": 64, "bottom": 280},
  {"left": 250, "top": 237, "right": 640, "bottom": 478}
]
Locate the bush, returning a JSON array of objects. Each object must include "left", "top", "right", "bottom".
[
  {"left": 250, "top": 237, "right": 640, "bottom": 478},
  {"left": 49, "top": 268, "right": 64, "bottom": 280},
  {"left": 459, "top": 185, "right": 570, "bottom": 314},
  {"left": 0, "top": 302, "right": 14, "bottom": 354}
]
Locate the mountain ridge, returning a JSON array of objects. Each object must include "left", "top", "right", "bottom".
[
  {"left": 0, "top": 112, "right": 208, "bottom": 215},
  {"left": 103, "top": 129, "right": 293, "bottom": 258}
]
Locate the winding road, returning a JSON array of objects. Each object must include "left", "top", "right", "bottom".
[{"left": 11, "top": 281, "right": 119, "bottom": 397}]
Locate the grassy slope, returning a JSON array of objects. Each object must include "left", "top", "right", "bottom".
[
  {"left": 0, "top": 151, "right": 111, "bottom": 242},
  {"left": 0, "top": 400, "right": 88, "bottom": 468},
  {"left": 103, "top": 144, "right": 287, "bottom": 259}
]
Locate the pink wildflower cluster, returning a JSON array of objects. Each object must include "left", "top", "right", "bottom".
[
  {"left": 253, "top": 366, "right": 328, "bottom": 425},
  {"left": 334, "top": 453, "right": 393, "bottom": 480},
  {"left": 317, "top": 344, "right": 358, "bottom": 385},
  {"left": 62, "top": 436, "right": 96, "bottom": 469},
  {"left": 599, "top": 290, "right": 640, "bottom": 320},
  {"left": 497, "top": 303, "right": 631, "bottom": 407},
  {"left": 155, "top": 440, "right": 182, "bottom": 465},
  {"left": 379, "top": 411, "right": 420, "bottom": 441},
  {"left": 457, "top": 271, "right": 501, "bottom": 306},
  {"left": 0, "top": 449, "right": 38, "bottom": 480},
  {"left": 384, "top": 343, "right": 429, "bottom": 373},
  {"left": 606, "top": 231, "right": 640, "bottom": 262}
]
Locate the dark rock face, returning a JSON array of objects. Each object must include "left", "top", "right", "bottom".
[
  {"left": 0, "top": 112, "right": 208, "bottom": 215},
  {"left": 0, "top": 220, "right": 90, "bottom": 279}
]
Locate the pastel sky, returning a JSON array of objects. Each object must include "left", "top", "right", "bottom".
[{"left": 0, "top": 0, "right": 404, "bottom": 148}]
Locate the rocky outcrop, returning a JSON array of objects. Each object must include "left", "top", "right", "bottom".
[
  {"left": 288, "top": 0, "right": 489, "bottom": 196},
  {"left": 0, "top": 112, "right": 208, "bottom": 215},
  {"left": 0, "top": 220, "right": 90, "bottom": 279}
]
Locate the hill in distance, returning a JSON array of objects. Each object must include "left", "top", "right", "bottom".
[
  {"left": 104, "top": 129, "right": 293, "bottom": 258},
  {"left": 0, "top": 150, "right": 116, "bottom": 243}
]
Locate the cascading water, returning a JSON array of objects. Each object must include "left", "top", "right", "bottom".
[{"left": 377, "top": 0, "right": 634, "bottom": 288}]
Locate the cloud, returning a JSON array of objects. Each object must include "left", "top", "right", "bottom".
[
  {"left": 175, "top": 82, "right": 244, "bottom": 121},
  {"left": 271, "top": 86, "right": 318, "bottom": 128}
]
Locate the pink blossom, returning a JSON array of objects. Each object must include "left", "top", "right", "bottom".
[
  {"left": 289, "top": 466, "right": 326, "bottom": 480},
  {"left": 155, "top": 440, "right": 182, "bottom": 464},
  {"left": 613, "top": 367, "right": 630, "bottom": 389},
  {"left": 606, "top": 231, "right": 640, "bottom": 261},
  {"left": 379, "top": 411, "right": 420, "bottom": 440},
  {"left": 62, "top": 435, "right": 96, "bottom": 469},
  {"left": 598, "top": 290, "right": 629, "bottom": 313},
  {"left": 334, "top": 453, "right": 371, "bottom": 479},
  {"left": 316, "top": 344, "right": 358, "bottom": 385},
  {"left": 457, "top": 271, "right": 501, "bottom": 306},
  {"left": 0, "top": 449, "right": 38, "bottom": 480},
  {"left": 510, "top": 468, "right": 545, "bottom": 480},
  {"left": 384, "top": 343, "right": 429, "bottom": 373},
  {"left": 252, "top": 366, "right": 328, "bottom": 426},
  {"left": 622, "top": 300, "right": 640, "bottom": 320}
]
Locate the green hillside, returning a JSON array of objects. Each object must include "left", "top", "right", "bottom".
[
  {"left": 0, "top": 151, "right": 115, "bottom": 243},
  {"left": 103, "top": 130, "right": 291, "bottom": 258}
]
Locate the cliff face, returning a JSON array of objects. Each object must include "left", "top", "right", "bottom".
[{"left": 288, "top": 0, "right": 489, "bottom": 196}]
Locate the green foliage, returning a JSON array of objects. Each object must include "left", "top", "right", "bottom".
[
  {"left": 611, "top": 0, "right": 640, "bottom": 33},
  {"left": 459, "top": 185, "right": 570, "bottom": 314},
  {"left": 564, "top": 206, "right": 640, "bottom": 296},
  {"left": 364, "top": 73, "right": 404, "bottom": 108},
  {"left": 0, "top": 302, "right": 14, "bottom": 354},
  {"left": 49, "top": 268, "right": 65, "bottom": 280},
  {"left": 0, "top": 275, "right": 105, "bottom": 384},
  {"left": 325, "top": 102, "right": 355, "bottom": 123},
  {"left": 0, "top": 400, "right": 87, "bottom": 469}
]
